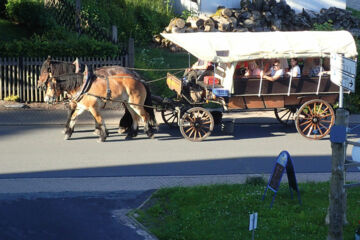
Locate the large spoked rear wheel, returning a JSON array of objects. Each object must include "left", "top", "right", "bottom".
[
  {"left": 179, "top": 107, "right": 214, "bottom": 142},
  {"left": 295, "top": 99, "right": 335, "bottom": 140},
  {"left": 274, "top": 107, "right": 297, "bottom": 126}
]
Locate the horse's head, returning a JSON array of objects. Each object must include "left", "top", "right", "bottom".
[
  {"left": 43, "top": 77, "right": 60, "bottom": 104},
  {"left": 44, "top": 71, "right": 85, "bottom": 104},
  {"left": 38, "top": 56, "right": 52, "bottom": 90},
  {"left": 38, "top": 56, "right": 77, "bottom": 90}
]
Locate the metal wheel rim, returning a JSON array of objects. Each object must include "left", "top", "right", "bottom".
[
  {"left": 274, "top": 107, "right": 297, "bottom": 126},
  {"left": 161, "top": 109, "right": 178, "bottom": 127},
  {"left": 179, "top": 107, "right": 214, "bottom": 142},
  {"left": 295, "top": 99, "right": 335, "bottom": 140}
]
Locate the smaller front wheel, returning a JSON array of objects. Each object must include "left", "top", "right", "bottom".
[{"left": 179, "top": 107, "right": 214, "bottom": 142}]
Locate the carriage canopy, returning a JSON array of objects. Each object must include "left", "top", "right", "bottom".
[{"left": 161, "top": 31, "right": 358, "bottom": 63}]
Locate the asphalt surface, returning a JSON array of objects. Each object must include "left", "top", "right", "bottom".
[{"left": 0, "top": 107, "right": 359, "bottom": 240}]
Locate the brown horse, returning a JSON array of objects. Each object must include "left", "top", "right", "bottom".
[
  {"left": 40, "top": 60, "right": 157, "bottom": 142},
  {"left": 38, "top": 57, "right": 138, "bottom": 134}
]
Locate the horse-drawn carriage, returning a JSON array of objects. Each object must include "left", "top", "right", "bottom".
[
  {"left": 39, "top": 31, "right": 357, "bottom": 142},
  {"left": 159, "top": 31, "right": 358, "bottom": 141}
]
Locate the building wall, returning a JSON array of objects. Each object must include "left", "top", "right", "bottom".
[
  {"left": 285, "top": 0, "right": 346, "bottom": 13},
  {"left": 171, "top": 0, "right": 347, "bottom": 16}
]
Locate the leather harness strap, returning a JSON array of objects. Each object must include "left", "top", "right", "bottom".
[{"left": 106, "top": 76, "right": 111, "bottom": 100}]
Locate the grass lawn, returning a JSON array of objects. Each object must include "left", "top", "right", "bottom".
[
  {"left": 133, "top": 182, "right": 360, "bottom": 240},
  {"left": 0, "top": 19, "right": 31, "bottom": 41}
]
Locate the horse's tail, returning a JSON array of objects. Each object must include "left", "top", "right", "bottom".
[{"left": 143, "top": 82, "right": 157, "bottom": 129}]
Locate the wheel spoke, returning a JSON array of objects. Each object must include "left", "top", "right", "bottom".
[
  {"left": 319, "top": 122, "right": 329, "bottom": 130},
  {"left": 319, "top": 113, "right": 332, "bottom": 118},
  {"left": 299, "top": 119, "right": 312, "bottom": 126},
  {"left": 316, "top": 124, "right": 324, "bottom": 135},
  {"left": 185, "top": 126, "right": 194, "bottom": 133},
  {"left": 317, "top": 103, "right": 323, "bottom": 114},
  {"left": 302, "top": 121, "right": 313, "bottom": 132},
  {"left": 307, "top": 124, "right": 314, "bottom": 137}
]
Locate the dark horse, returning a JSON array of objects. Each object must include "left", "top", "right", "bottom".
[{"left": 38, "top": 57, "right": 157, "bottom": 141}]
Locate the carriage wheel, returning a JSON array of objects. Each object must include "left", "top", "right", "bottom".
[
  {"left": 274, "top": 107, "right": 297, "bottom": 126},
  {"left": 295, "top": 99, "right": 335, "bottom": 140},
  {"left": 161, "top": 108, "right": 179, "bottom": 127},
  {"left": 179, "top": 107, "right": 214, "bottom": 142}
]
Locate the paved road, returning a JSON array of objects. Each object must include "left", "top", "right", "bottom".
[
  {"left": 1, "top": 109, "right": 360, "bottom": 179},
  {"left": 1, "top": 109, "right": 359, "bottom": 240}
]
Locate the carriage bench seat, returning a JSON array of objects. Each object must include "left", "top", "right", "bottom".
[{"left": 232, "top": 75, "right": 340, "bottom": 96}]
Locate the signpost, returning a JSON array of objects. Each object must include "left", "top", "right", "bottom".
[
  {"left": 330, "top": 53, "right": 356, "bottom": 93},
  {"left": 262, "top": 151, "right": 301, "bottom": 208}
]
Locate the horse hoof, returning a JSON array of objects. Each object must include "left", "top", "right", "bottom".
[
  {"left": 147, "top": 132, "right": 155, "bottom": 139},
  {"left": 97, "top": 138, "right": 106, "bottom": 143},
  {"left": 118, "top": 127, "right": 128, "bottom": 134},
  {"left": 125, "top": 135, "right": 133, "bottom": 140},
  {"left": 93, "top": 129, "right": 101, "bottom": 136},
  {"left": 64, "top": 134, "right": 71, "bottom": 140}
]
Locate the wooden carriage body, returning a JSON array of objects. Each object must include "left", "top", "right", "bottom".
[{"left": 162, "top": 31, "right": 358, "bottom": 141}]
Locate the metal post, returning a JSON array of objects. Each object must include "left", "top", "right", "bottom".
[{"left": 339, "top": 86, "right": 344, "bottom": 108}]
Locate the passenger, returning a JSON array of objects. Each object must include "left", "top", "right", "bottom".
[
  {"left": 302, "top": 58, "right": 313, "bottom": 75},
  {"left": 245, "top": 60, "right": 261, "bottom": 77},
  {"left": 287, "top": 58, "right": 301, "bottom": 77},
  {"left": 309, "top": 58, "right": 324, "bottom": 77},
  {"left": 261, "top": 59, "right": 284, "bottom": 82}
]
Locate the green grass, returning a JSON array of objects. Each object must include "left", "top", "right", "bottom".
[
  {"left": 135, "top": 46, "right": 196, "bottom": 97},
  {"left": 0, "top": 19, "right": 31, "bottom": 41},
  {"left": 134, "top": 182, "right": 360, "bottom": 240}
]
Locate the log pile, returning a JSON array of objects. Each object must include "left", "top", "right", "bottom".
[{"left": 154, "top": 0, "right": 360, "bottom": 51}]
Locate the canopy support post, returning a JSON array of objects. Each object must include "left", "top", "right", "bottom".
[
  {"left": 258, "top": 60, "right": 263, "bottom": 97},
  {"left": 287, "top": 74, "right": 293, "bottom": 96},
  {"left": 316, "top": 58, "right": 323, "bottom": 95}
]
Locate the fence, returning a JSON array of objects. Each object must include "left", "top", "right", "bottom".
[{"left": 0, "top": 56, "right": 128, "bottom": 102}]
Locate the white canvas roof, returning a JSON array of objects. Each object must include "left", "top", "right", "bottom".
[{"left": 161, "top": 31, "right": 358, "bottom": 63}]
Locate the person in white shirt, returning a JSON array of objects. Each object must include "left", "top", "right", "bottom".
[
  {"left": 261, "top": 59, "right": 283, "bottom": 82},
  {"left": 287, "top": 58, "right": 301, "bottom": 77}
]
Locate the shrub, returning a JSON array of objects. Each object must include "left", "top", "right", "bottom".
[
  {"left": 6, "top": 0, "right": 56, "bottom": 32},
  {"left": 0, "top": 27, "right": 120, "bottom": 57}
]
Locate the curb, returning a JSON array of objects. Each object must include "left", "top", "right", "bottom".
[{"left": 0, "top": 173, "right": 359, "bottom": 195}]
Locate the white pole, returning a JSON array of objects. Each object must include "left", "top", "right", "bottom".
[{"left": 339, "top": 85, "right": 344, "bottom": 108}]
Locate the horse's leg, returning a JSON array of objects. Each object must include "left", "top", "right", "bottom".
[
  {"left": 129, "top": 104, "right": 154, "bottom": 139},
  {"left": 88, "top": 107, "right": 107, "bottom": 142},
  {"left": 64, "top": 108, "right": 85, "bottom": 140},
  {"left": 124, "top": 103, "right": 139, "bottom": 139},
  {"left": 118, "top": 104, "right": 132, "bottom": 134},
  {"left": 63, "top": 107, "right": 75, "bottom": 134}
]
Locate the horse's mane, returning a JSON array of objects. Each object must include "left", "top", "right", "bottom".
[
  {"left": 55, "top": 73, "right": 84, "bottom": 92},
  {"left": 40, "top": 60, "right": 76, "bottom": 77}
]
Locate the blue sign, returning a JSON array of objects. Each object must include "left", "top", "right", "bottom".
[
  {"left": 262, "top": 151, "right": 301, "bottom": 208},
  {"left": 330, "top": 125, "right": 347, "bottom": 143}
]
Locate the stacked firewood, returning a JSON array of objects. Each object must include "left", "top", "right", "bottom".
[
  {"left": 154, "top": 0, "right": 360, "bottom": 51},
  {"left": 154, "top": 9, "right": 241, "bottom": 50}
]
